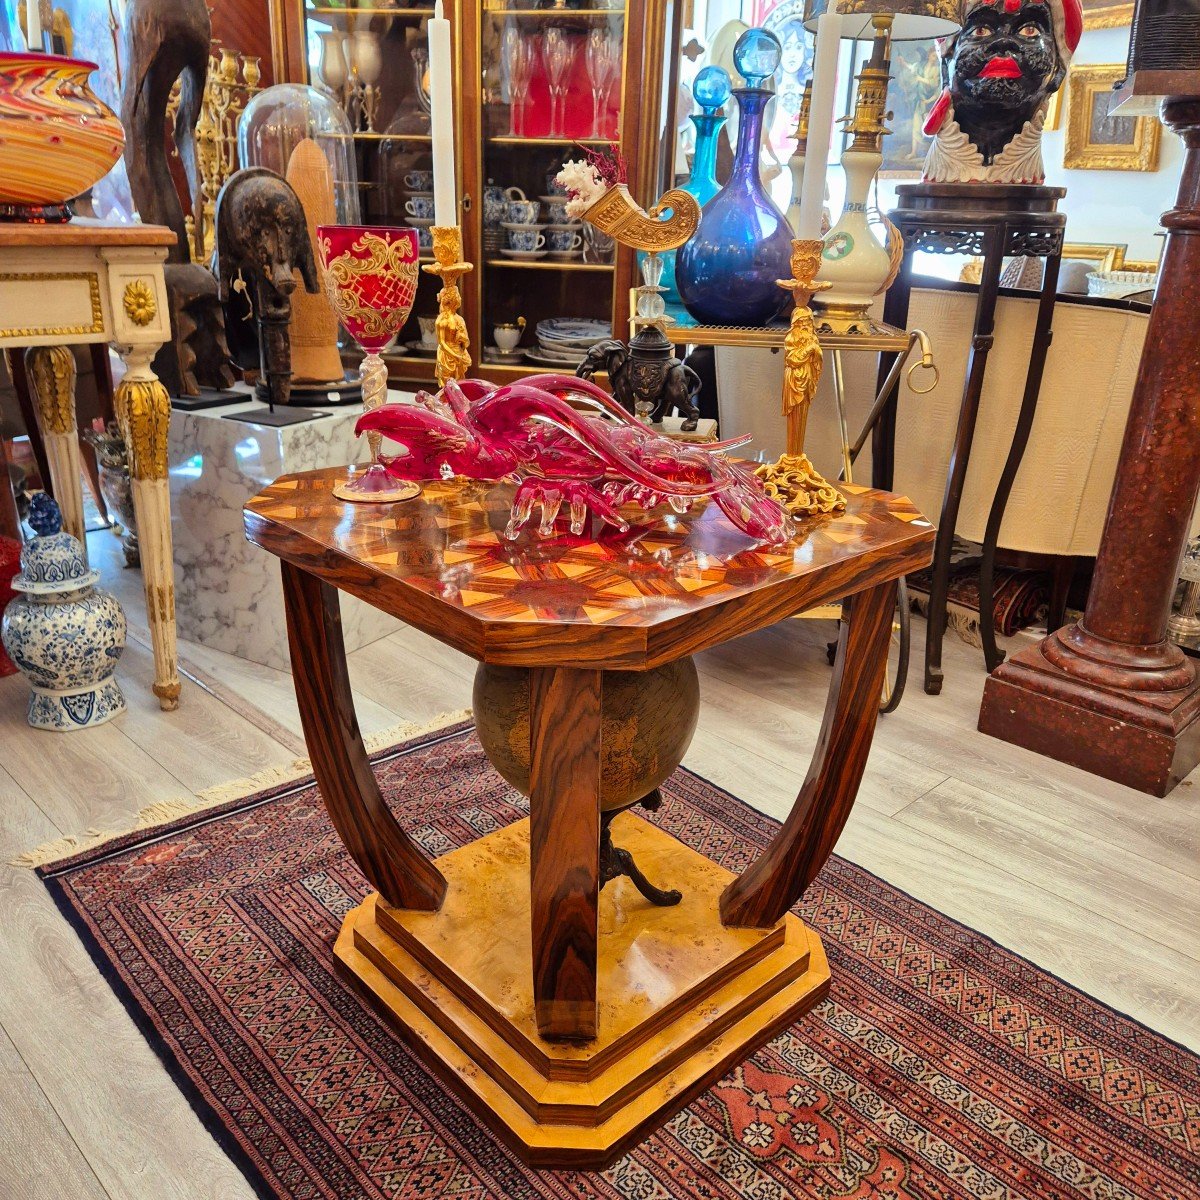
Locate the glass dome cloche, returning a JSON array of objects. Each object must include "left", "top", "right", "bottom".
[{"left": 237, "top": 83, "right": 360, "bottom": 224}]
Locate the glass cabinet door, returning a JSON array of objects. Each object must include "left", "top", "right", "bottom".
[
  {"left": 471, "top": 1, "right": 631, "bottom": 379},
  {"left": 299, "top": 3, "right": 446, "bottom": 379}
]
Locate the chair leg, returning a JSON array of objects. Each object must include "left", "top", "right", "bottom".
[{"left": 1047, "top": 555, "right": 1074, "bottom": 634}]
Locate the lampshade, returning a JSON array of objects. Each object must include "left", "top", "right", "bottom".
[{"left": 802, "top": 0, "right": 960, "bottom": 40}]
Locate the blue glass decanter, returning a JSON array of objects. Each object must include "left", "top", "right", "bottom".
[
  {"left": 675, "top": 29, "right": 794, "bottom": 327},
  {"left": 651, "top": 66, "right": 731, "bottom": 305}
]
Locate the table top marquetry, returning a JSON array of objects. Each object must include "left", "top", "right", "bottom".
[{"left": 245, "top": 466, "right": 934, "bottom": 670}]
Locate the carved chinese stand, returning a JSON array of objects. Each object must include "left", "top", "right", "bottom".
[
  {"left": 872, "top": 183, "right": 1065, "bottom": 694},
  {"left": 245, "top": 468, "right": 933, "bottom": 1166},
  {"left": 979, "top": 98, "right": 1200, "bottom": 796}
]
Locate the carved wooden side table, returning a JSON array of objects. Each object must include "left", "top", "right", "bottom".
[
  {"left": 0, "top": 220, "right": 181, "bottom": 709},
  {"left": 245, "top": 468, "right": 934, "bottom": 1166},
  {"left": 872, "top": 183, "right": 1066, "bottom": 695}
]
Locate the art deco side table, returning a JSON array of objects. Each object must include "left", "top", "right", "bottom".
[
  {"left": 0, "top": 220, "right": 181, "bottom": 708},
  {"left": 245, "top": 467, "right": 933, "bottom": 1166}
]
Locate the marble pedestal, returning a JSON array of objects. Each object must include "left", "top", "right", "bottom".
[{"left": 169, "top": 394, "right": 408, "bottom": 671}]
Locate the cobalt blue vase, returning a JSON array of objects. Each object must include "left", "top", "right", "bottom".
[{"left": 675, "top": 85, "right": 793, "bottom": 326}]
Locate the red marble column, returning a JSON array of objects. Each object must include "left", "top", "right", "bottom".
[{"left": 978, "top": 97, "right": 1200, "bottom": 796}]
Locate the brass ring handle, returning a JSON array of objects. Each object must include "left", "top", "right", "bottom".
[{"left": 907, "top": 357, "right": 939, "bottom": 395}]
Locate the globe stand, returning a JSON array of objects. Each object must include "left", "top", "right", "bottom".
[{"left": 599, "top": 790, "right": 682, "bottom": 907}]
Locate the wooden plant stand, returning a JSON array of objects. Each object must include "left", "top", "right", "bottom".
[{"left": 245, "top": 468, "right": 933, "bottom": 1167}]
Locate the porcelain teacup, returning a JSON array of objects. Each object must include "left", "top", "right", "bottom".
[
  {"left": 416, "top": 226, "right": 433, "bottom": 252},
  {"left": 493, "top": 318, "right": 525, "bottom": 352},
  {"left": 405, "top": 194, "right": 435, "bottom": 220},
  {"left": 505, "top": 199, "right": 541, "bottom": 224},
  {"left": 547, "top": 228, "right": 582, "bottom": 253},
  {"left": 404, "top": 169, "right": 433, "bottom": 191},
  {"left": 483, "top": 183, "right": 507, "bottom": 226},
  {"left": 544, "top": 199, "right": 572, "bottom": 224},
  {"left": 506, "top": 226, "right": 545, "bottom": 252},
  {"left": 418, "top": 316, "right": 437, "bottom": 347}
]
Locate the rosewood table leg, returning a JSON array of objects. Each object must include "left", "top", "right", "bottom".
[
  {"left": 281, "top": 561, "right": 447, "bottom": 912},
  {"left": 721, "top": 579, "right": 898, "bottom": 929},
  {"left": 923, "top": 226, "right": 1006, "bottom": 696},
  {"left": 528, "top": 665, "right": 602, "bottom": 1042},
  {"left": 978, "top": 248, "right": 1062, "bottom": 672}
]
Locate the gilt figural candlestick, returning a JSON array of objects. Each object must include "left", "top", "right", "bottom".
[{"left": 422, "top": 225, "right": 473, "bottom": 388}]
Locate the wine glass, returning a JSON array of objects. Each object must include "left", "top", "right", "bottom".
[
  {"left": 502, "top": 24, "right": 536, "bottom": 137},
  {"left": 597, "top": 31, "right": 622, "bottom": 139},
  {"left": 316, "top": 225, "right": 421, "bottom": 503},
  {"left": 543, "top": 25, "right": 577, "bottom": 138},
  {"left": 584, "top": 27, "right": 609, "bottom": 139}
]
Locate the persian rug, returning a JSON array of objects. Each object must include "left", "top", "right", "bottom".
[
  {"left": 908, "top": 562, "right": 1049, "bottom": 647},
  {"left": 40, "top": 724, "right": 1199, "bottom": 1200}
]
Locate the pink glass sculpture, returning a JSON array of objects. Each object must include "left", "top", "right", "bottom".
[
  {"left": 355, "top": 373, "right": 795, "bottom": 544},
  {"left": 316, "top": 224, "right": 420, "bottom": 501}
]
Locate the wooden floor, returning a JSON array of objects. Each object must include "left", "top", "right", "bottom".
[{"left": 2, "top": 525, "right": 1198, "bottom": 1200}]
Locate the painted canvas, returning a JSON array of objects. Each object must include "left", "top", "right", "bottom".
[{"left": 880, "top": 39, "right": 942, "bottom": 178}]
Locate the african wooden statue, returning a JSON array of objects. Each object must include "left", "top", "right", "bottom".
[
  {"left": 922, "top": 0, "right": 1082, "bottom": 183},
  {"left": 120, "top": 0, "right": 234, "bottom": 397},
  {"left": 215, "top": 169, "right": 320, "bottom": 409}
]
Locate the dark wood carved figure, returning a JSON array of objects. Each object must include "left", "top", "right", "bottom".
[
  {"left": 922, "top": 0, "right": 1082, "bottom": 183},
  {"left": 215, "top": 169, "right": 320, "bottom": 409},
  {"left": 576, "top": 338, "right": 701, "bottom": 430},
  {"left": 120, "top": 0, "right": 235, "bottom": 397}
]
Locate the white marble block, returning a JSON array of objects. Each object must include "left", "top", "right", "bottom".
[{"left": 169, "top": 394, "right": 410, "bottom": 672}]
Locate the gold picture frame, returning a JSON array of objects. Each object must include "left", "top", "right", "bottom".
[
  {"left": 1064, "top": 64, "right": 1162, "bottom": 171},
  {"left": 1081, "top": 0, "right": 1133, "bottom": 29},
  {"left": 1062, "top": 242, "right": 1127, "bottom": 272}
]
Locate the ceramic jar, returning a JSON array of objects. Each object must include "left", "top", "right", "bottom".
[
  {"left": 1, "top": 495, "right": 127, "bottom": 732},
  {"left": 0, "top": 52, "right": 125, "bottom": 219},
  {"left": 82, "top": 422, "right": 140, "bottom": 567}
]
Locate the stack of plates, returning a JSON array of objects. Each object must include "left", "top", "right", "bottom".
[{"left": 524, "top": 318, "right": 611, "bottom": 368}]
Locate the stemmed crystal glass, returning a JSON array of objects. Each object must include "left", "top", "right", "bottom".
[
  {"left": 584, "top": 27, "right": 620, "bottom": 140},
  {"left": 543, "top": 25, "right": 577, "bottom": 138},
  {"left": 502, "top": 23, "right": 536, "bottom": 137},
  {"left": 316, "top": 224, "right": 421, "bottom": 503}
]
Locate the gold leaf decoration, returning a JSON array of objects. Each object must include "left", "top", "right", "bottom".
[{"left": 123, "top": 279, "right": 158, "bottom": 326}]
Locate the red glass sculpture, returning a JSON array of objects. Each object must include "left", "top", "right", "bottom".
[
  {"left": 315, "top": 224, "right": 420, "bottom": 502},
  {"left": 356, "top": 373, "right": 795, "bottom": 544}
]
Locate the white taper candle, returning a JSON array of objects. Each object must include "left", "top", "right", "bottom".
[
  {"left": 429, "top": 0, "right": 457, "bottom": 228},
  {"left": 796, "top": 13, "right": 840, "bottom": 243},
  {"left": 26, "top": 0, "right": 42, "bottom": 52}
]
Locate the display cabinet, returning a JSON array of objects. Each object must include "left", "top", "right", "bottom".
[{"left": 268, "top": 0, "right": 679, "bottom": 385}]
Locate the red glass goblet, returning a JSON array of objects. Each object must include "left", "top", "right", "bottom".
[{"left": 316, "top": 224, "right": 421, "bottom": 502}]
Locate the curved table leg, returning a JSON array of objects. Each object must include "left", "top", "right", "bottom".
[
  {"left": 281, "top": 561, "right": 447, "bottom": 912},
  {"left": 529, "top": 666, "right": 602, "bottom": 1042},
  {"left": 978, "top": 250, "right": 1061, "bottom": 673},
  {"left": 720, "top": 579, "right": 898, "bottom": 929}
]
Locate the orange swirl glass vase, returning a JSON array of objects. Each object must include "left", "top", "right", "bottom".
[{"left": 0, "top": 52, "right": 125, "bottom": 222}]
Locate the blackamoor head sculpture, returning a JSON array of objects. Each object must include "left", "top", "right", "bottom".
[{"left": 922, "top": 0, "right": 1083, "bottom": 184}]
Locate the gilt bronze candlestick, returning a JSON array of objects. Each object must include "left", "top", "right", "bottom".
[{"left": 423, "top": 225, "right": 473, "bottom": 388}]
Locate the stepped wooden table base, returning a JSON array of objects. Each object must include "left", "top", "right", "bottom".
[
  {"left": 336, "top": 814, "right": 828, "bottom": 1166},
  {"left": 244, "top": 467, "right": 933, "bottom": 1168}
]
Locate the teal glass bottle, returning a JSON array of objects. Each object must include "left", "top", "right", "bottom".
[{"left": 650, "top": 66, "right": 731, "bottom": 305}]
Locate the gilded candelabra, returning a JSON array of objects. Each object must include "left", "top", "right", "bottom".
[
  {"left": 751, "top": 240, "right": 846, "bottom": 517},
  {"left": 423, "top": 226, "right": 473, "bottom": 388},
  {"left": 169, "top": 45, "right": 262, "bottom": 263}
]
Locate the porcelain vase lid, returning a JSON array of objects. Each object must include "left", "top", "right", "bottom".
[{"left": 11, "top": 495, "right": 99, "bottom": 596}]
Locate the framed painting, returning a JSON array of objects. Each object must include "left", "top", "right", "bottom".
[
  {"left": 876, "top": 38, "right": 942, "bottom": 178},
  {"left": 1064, "top": 63, "right": 1161, "bottom": 171},
  {"left": 1081, "top": 0, "right": 1134, "bottom": 29}
]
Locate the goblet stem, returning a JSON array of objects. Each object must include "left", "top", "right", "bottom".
[
  {"left": 361, "top": 350, "right": 388, "bottom": 465},
  {"left": 591, "top": 88, "right": 602, "bottom": 139}
]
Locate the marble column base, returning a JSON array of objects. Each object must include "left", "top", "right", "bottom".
[{"left": 169, "top": 393, "right": 410, "bottom": 672}]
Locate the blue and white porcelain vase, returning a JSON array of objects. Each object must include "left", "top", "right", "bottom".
[{"left": 1, "top": 494, "right": 127, "bottom": 732}]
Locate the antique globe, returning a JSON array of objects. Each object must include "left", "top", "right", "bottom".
[{"left": 473, "top": 659, "right": 700, "bottom": 814}]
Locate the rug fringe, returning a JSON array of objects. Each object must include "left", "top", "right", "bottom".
[{"left": 11, "top": 709, "right": 472, "bottom": 870}]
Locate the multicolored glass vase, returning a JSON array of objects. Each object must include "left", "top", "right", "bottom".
[
  {"left": 675, "top": 31, "right": 794, "bottom": 327},
  {"left": 0, "top": 52, "right": 125, "bottom": 222},
  {"left": 645, "top": 66, "right": 731, "bottom": 305}
]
